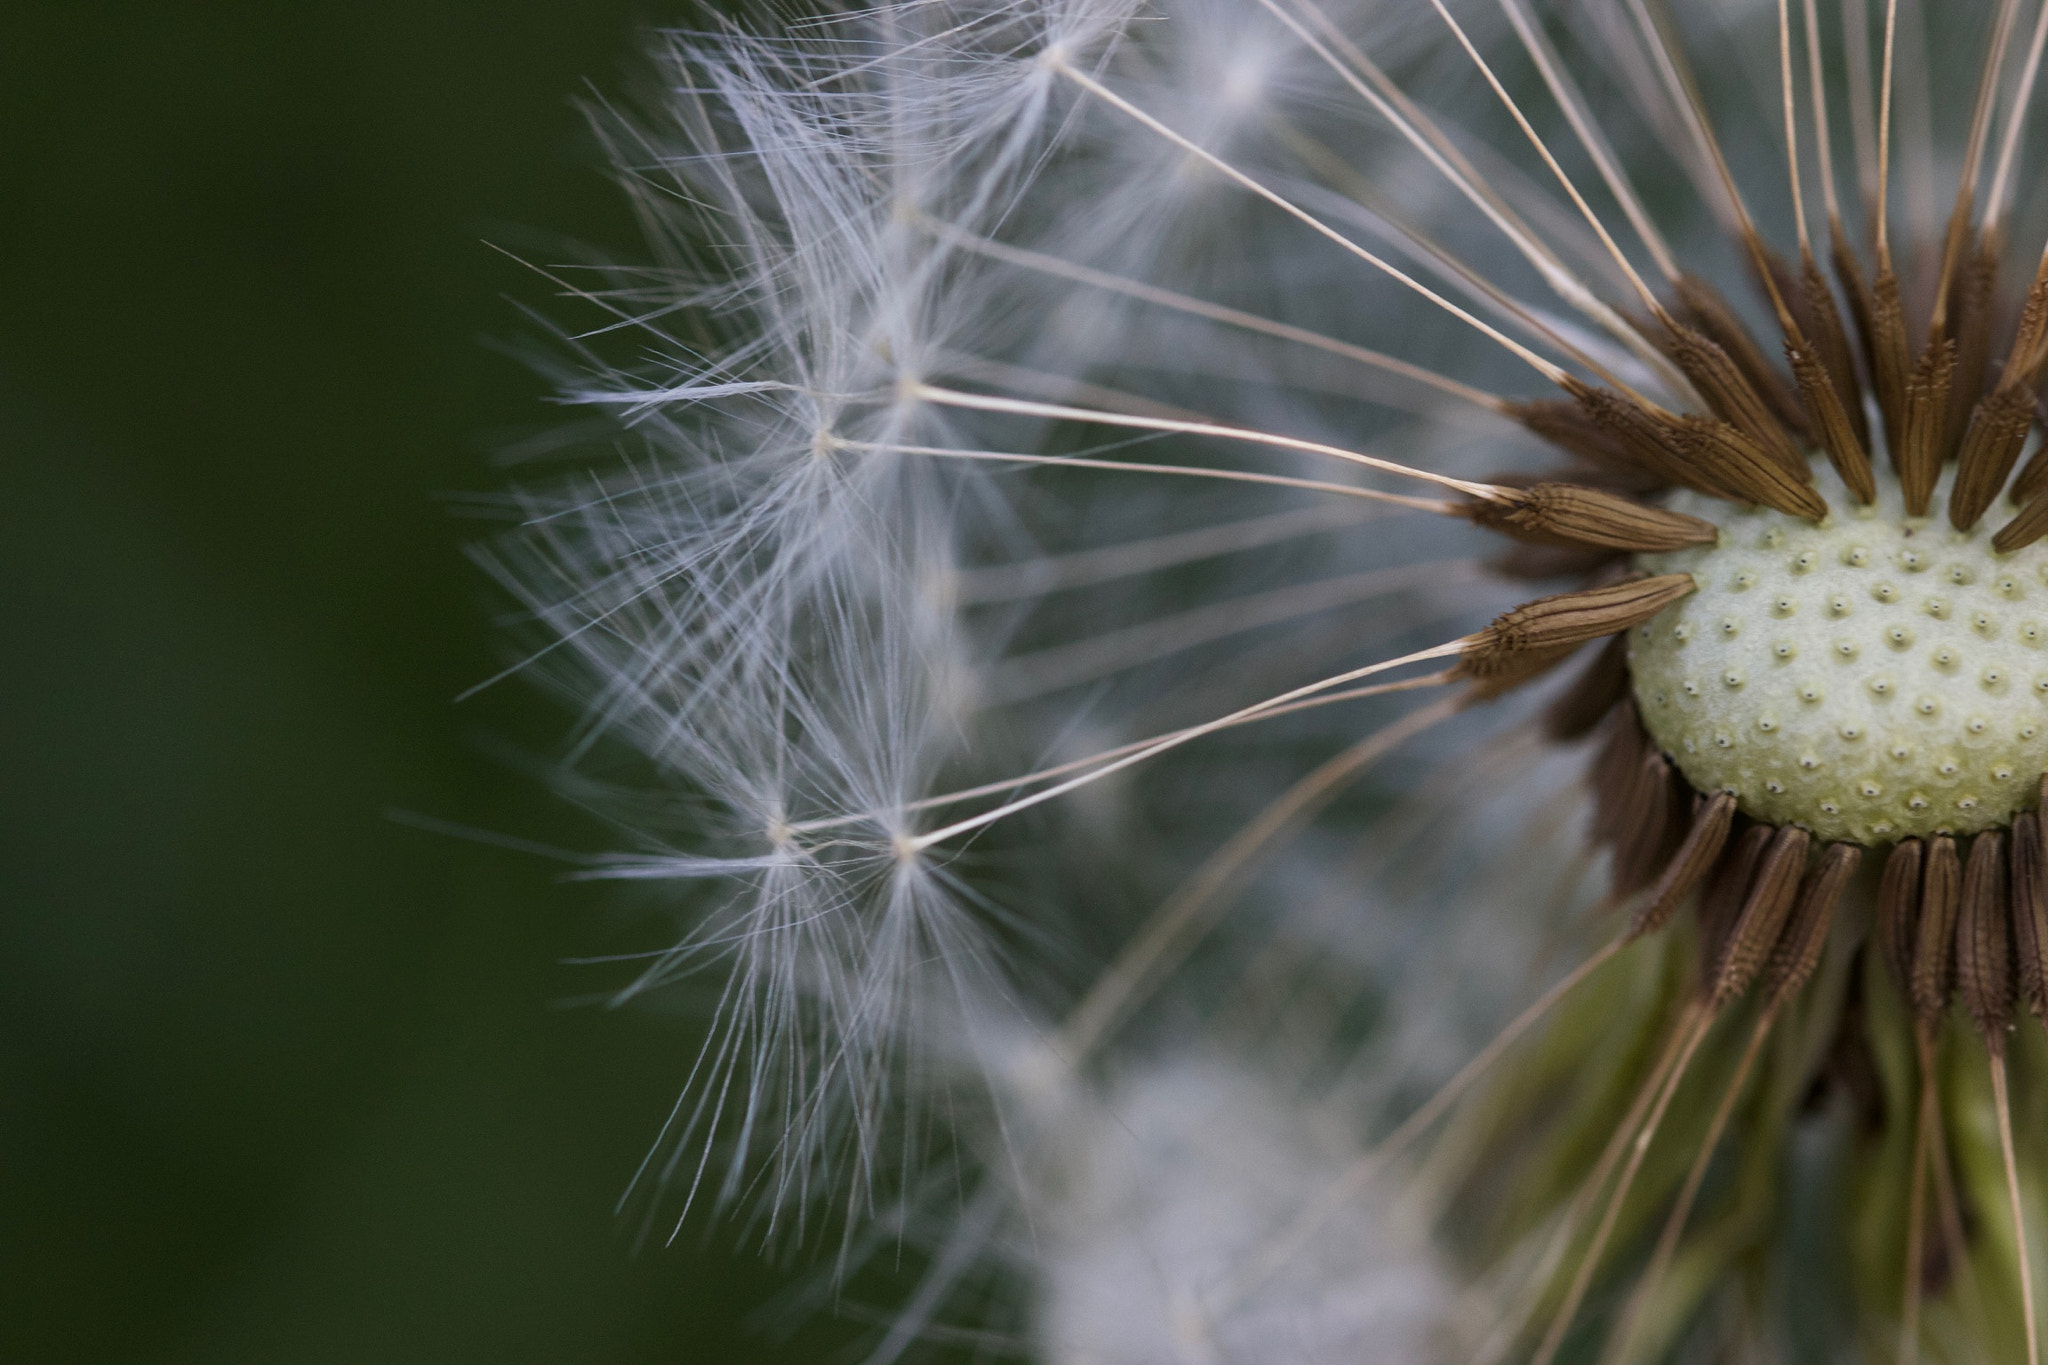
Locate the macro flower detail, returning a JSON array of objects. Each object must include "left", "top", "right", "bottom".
[
  {"left": 492, "top": 0, "right": 2048, "bottom": 1359},
  {"left": 1632, "top": 466, "right": 2048, "bottom": 843}
]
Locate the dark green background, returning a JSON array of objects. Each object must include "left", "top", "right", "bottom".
[{"left": 0, "top": 5, "right": 858, "bottom": 1361}]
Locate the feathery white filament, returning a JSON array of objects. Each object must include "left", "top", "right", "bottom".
[
  {"left": 1047, "top": 53, "right": 1574, "bottom": 382},
  {"left": 910, "top": 637, "right": 1469, "bottom": 850},
  {"left": 488, "top": 2, "right": 2048, "bottom": 1359},
  {"left": 909, "top": 384, "right": 1507, "bottom": 498}
]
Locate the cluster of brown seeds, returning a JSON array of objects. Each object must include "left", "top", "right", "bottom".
[
  {"left": 1178, "top": 3, "right": 2048, "bottom": 1357},
  {"left": 1433, "top": 217, "right": 2048, "bottom": 1035},
  {"left": 1418, "top": 49, "right": 2048, "bottom": 1024},
  {"left": 1565, "top": 675, "right": 2048, "bottom": 1061},
  {"left": 1398, "top": 30, "right": 2048, "bottom": 1348}
]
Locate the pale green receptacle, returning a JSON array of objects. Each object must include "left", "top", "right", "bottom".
[{"left": 1632, "top": 461, "right": 2048, "bottom": 844}]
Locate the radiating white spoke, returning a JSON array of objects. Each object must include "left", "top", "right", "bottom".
[
  {"left": 909, "top": 637, "right": 1470, "bottom": 849},
  {"left": 841, "top": 438, "right": 1465, "bottom": 513},
  {"left": 951, "top": 504, "right": 1377, "bottom": 604},
  {"left": 989, "top": 557, "right": 1480, "bottom": 703},
  {"left": 1052, "top": 693, "right": 1466, "bottom": 1063},
  {"left": 909, "top": 385, "right": 1505, "bottom": 499},
  {"left": 1983, "top": 0, "right": 2048, "bottom": 230},
  {"left": 1496, "top": 0, "right": 1680, "bottom": 281},
  {"left": 1047, "top": 53, "right": 1574, "bottom": 383},
  {"left": 1263, "top": 0, "right": 1690, "bottom": 397},
  {"left": 1424, "top": 0, "right": 1664, "bottom": 317},
  {"left": 929, "top": 222, "right": 1507, "bottom": 412},
  {"left": 785, "top": 669, "right": 1455, "bottom": 836}
]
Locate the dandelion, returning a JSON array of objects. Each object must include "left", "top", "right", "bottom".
[{"left": 486, "top": 0, "right": 2048, "bottom": 1358}]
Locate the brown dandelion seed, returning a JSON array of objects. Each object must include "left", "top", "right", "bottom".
[
  {"left": 1762, "top": 843, "right": 1863, "bottom": 1006},
  {"left": 1455, "top": 574, "right": 1696, "bottom": 697},
  {"left": 1956, "top": 830, "right": 2014, "bottom": 1044},
  {"left": 1897, "top": 339, "right": 1958, "bottom": 517},
  {"left": 1867, "top": 264, "right": 1916, "bottom": 452},
  {"left": 1697, "top": 822, "right": 1777, "bottom": 989},
  {"left": 1911, "top": 835, "right": 1962, "bottom": 1031},
  {"left": 1950, "top": 381, "right": 2037, "bottom": 530},
  {"left": 1798, "top": 250, "right": 1870, "bottom": 453},
  {"left": 1674, "top": 272, "right": 1808, "bottom": 439},
  {"left": 1879, "top": 837, "right": 1927, "bottom": 997},
  {"left": 1504, "top": 399, "right": 1663, "bottom": 493},
  {"left": 1612, "top": 752, "right": 1685, "bottom": 899},
  {"left": 1628, "top": 790, "right": 1738, "bottom": 942},
  {"left": 1787, "top": 340, "right": 1876, "bottom": 504},
  {"left": 1995, "top": 486, "right": 2048, "bottom": 553},
  {"left": 1661, "top": 322, "right": 1804, "bottom": 474},
  {"left": 2012, "top": 812, "right": 2048, "bottom": 1018},
  {"left": 1465, "top": 482, "right": 1718, "bottom": 553},
  {"left": 1711, "top": 824, "right": 1810, "bottom": 1008},
  {"left": 1671, "top": 413, "right": 1827, "bottom": 519},
  {"left": 1541, "top": 634, "right": 1630, "bottom": 743}
]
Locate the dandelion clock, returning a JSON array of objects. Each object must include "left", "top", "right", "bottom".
[{"left": 480, "top": 0, "right": 2048, "bottom": 1358}]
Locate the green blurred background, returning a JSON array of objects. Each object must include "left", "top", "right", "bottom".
[{"left": 0, "top": 5, "right": 857, "bottom": 1361}]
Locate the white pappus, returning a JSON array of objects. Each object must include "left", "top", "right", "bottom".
[{"left": 483, "top": 0, "right": 2048, "bottom": 1360}]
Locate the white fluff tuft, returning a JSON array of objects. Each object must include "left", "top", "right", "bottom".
[
  {"left": 1010, "top": 1047, "right": 1455, "bottom": 1365},
  {"left": 484, "top": 0, "right": 1794, "bottom": 1341},
  {"left": 478, "top": 0, "right": 1144, "bottom": 1242}
]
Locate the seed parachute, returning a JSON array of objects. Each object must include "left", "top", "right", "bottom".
[{"left": 484, "top": 0, "right": 2048, "bottom": 1359}]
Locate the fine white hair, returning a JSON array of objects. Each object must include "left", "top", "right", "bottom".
[{"left": 476, "top": 0, "right": 1984, "bottom": 1355}]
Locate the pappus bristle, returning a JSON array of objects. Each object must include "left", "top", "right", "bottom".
[{"left": 483, "top": 0, "right": 2048, "bottom": 1359}]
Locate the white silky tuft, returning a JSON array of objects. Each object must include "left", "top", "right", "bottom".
[
  {"left": 482, "top": 0, "right": 1909, "bottom": 1352},
  {"left": 1016, "top": 1051, "right": 1454, "bottom": 1365},
  {"left": 479, "top": 0, "right": 1146, "bottom": 1242}
]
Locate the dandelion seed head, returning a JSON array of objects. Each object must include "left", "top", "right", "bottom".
[
  {"left": 1636, "top": 459, "right": 2048, "bottom": 842},
  {"left": 494, "top": 0, "right": 2048, "bottom": 1355}
]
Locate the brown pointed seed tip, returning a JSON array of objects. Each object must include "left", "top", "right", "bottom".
[
  {"left": 1764, "top": 843, "right": 1863, "bottom": 1005},
  {"left": 1662, "top": 322, "right": 1804, "bottom": 473},
  {"left": 1560, "top": 379, "right": 1721, "bottom": 496},
  {"left": 1454, "top": 641, "right": 1583, "bottom": 700},
  {"left": 1941, "top": 249, "right": 1997, "bottom": 457},
  {"left": 1711, "top": 825, "right": 1810, "bottom": 1008},
  {"left": 1995, "top": 488, "right": 2048, "bottom": 554},
  {"left": 1868, "top": 266, "right": 1914, "bottom": 449},
  {"left": 1629, "top": 790, "right": 1737, "bottom": 941},
  {"left": 1614, "top": 752, "right": 1678, "bottom": 897},
  {"left": 1898, "top": 339, "right": 1957, "bottom": 517},
  {"left": 1878, "top": 838, "right": 1926, "bottom": 993},
  {"left": 1506, "top": 399, "right": 1646, "bottom": 479},
  {"left": 1455, "top": 574, "right": 1696, "bottom": 698},
  {"left": 1950, "top": 383, "right": 2037, "bottom": 531},
  {"left": 1542, "top": 633, "right": 1629, "bottom": 742},
  {"left": 2013, "top": 813, "right": 2048, "bottom": 1019},
  {"left": 2014, "top": 428, "right": 2048, "bottom": 509},
  {"left": 1467, "top": 483, "right": 1719, "bottom": 554},
  {"left": 1788, "top": 342, "right": 1876, "bottom": 504},
  {"left": 1799, "top": 249, "right": 1870, "bottom": 450},
  {"left": 1957, "top": 831, "right": 2014, "bottom": 1046},
  {"left": 2005, "top": 269, "right": 2048, "bottom": 386},
  {"left": 1673, "top": 416, "right": 1829, "bottom": 520},
  {"left": 1590, "top": 704, "right": 1648, "bottom": 847},
  {"left": 1673, "top": 272, "right": 1808, "bottom": 437},
  {"left": 1697, "top": 822, "right": 1775, "bottom": 979},
  {"left": 1911, "top": 835, "right": 1962, "bottom": 1029}
]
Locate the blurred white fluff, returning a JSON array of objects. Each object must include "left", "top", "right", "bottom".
[
  {"left": 486, "top": 0, "right": 1647, "bottom": 1339},
  {"left": 480, "top": 0, "right": 2048, "bottom": 1356},
  {"left": 1013, "top": 1049, "right": 1453, "bottom": 1365},
  {"left": 480, "top": 0, "right": 1144, "bottom": 1242}
]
